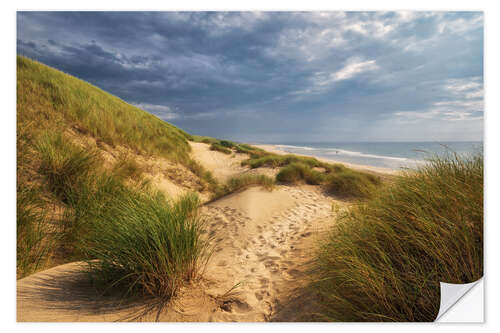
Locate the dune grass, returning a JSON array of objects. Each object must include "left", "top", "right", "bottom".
[
  {"left": 112, "top": 152, "right": 146, "bottom": 181},
  {"left": 35, "top": 154, "right": 210, "bottom": 300},
  {"left": 192, "top": 135, "right": 266, "bottom": 158},
  {"left": 242, "top": 145, "right": 382, "bottom": 199},
  {"left": 17, "top": 56, "right": 192, "bottom": 163},
  {"left": 242, "top": 153, "right": 324, "bottom": 169},
  {"left": 210, "top": 142, "right": 232, "bottom": 154},
  {"left": 191, "top": 135, "right": 220, "bottom": 144},
  {"left": 276, "top": 162, "right": 325, "bottom": 185},
  {"left": 16, "top": 184, "right": 53, "bottom": 279},
  {"left": 219, "top": 140, "right": 236, "bottom": 148},
  {"left": 276, "top": 161, "right": 381, "bottom": 198},
  {"left": 311, "top": 153, "right": 483, "bottom": 321},
  {"left": 234, "top": 144, "right": 255, "bottom": 154},
  {"left": 185, "top": 158, "right": 219, "bottom": 192},
  {"left": 16, "top": 56, "right": 214, "bottom": 279},
  {"left": 325, "top": 168, "right": 381, "bottom": 198},
  {"left": 77, "top": 183, "right": 208, "bottom": 299},
  {"left": 211, "top": 174, "right": 275, "bottom": 200},
  {"left": 191, "top": 135, "right": 236, "bottom": 147},
  {"left": 198, "top": 139, "right": 264, "bottom": 157},
  {"left": 35, "top": 132, "right": 102, "bottom": 202}
]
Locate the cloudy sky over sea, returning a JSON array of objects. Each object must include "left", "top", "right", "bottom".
[{"left": 17, "top": 11, "right": 483, "bottom": 142}]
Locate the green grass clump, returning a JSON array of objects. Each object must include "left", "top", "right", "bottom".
[
  {"left": 192, "top": 136, "right": 236, "bottom": 149},
  {"left": 16, "top": 184, "right": 52, "bottom": 279},
  {"left": 76, "top": 182, "right": 208, "bottom": 299},
  {"left": 210, "top": 142, "right": 232, "bottom": 154},
  {"left": 276, "top": 162, "right": 324, "bottom": 185},
  {"left": 312, "top": 153, "right": 483, "bottom": 321},
  {"left": 35, "top": 132, "right": 101, "bottom": 202},
  {"left": 325, "top": 169, "right": 381, "bottom": 198},
  {"left": 275, "top": 160, "right": 380, "bottom": 197},
  {"left": 235, "top": 144, "right": 267, "bottom": 157},
  {"left": 219, "top": 140, "right": 236, "bottom": 148},
  {"left": 212, "top": 174, "right": 275, "bottom": 200},
  {"left": 191, "top": 135, "right": 219, "bottom": 144},
  {"left": 243, "top": 153, "right": 327, "bottom": 169},
  {"left": 234, "top": 145, "right": 252, "bottom": 154}
]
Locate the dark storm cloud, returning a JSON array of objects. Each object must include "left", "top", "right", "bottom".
[{"left": 17, "top": 11, "right": 483, "bottom": 142}]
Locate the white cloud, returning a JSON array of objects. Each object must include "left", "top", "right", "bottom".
[
  {"left": 344, "top": 20, "right": 395, "bottom": 38},
  {"left": 332, "top": 57, "right": 379, "bottom": 82},
  {"left": 264, "top": 12, "right": 470, "bottom": 63},
  {"left": 437, "top": 14, "right": 483, "bottom": 35},
  {"left": 201, "top": 12, "right": 269, "bottom": 36},
  {"left": 393, "top": 77, "right": 483, "bottom": 122},
  {"left": 402, "top": 13, "right": 483, "bottom": 53},
  {"left": 291, "top": 57, "right": 379, "bottom": 98}
]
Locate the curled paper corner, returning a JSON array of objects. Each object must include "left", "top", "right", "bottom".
[{"left": 435, "top": 278, "right": 483, "bottom": 322}]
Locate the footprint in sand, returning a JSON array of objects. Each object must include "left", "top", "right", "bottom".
[
  {"left": 254, "top": 291, "right": 264, "bottom": 301},
  {"left": 219, "top": 298, "right": 253, "bottom": 314},
  {"left": 217, "top": 260, "right": 228, "bottom": 267}
]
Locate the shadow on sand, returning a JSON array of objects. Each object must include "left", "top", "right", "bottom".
[{"left": 17, "top": 262, "right": 169, "bottom": 322}]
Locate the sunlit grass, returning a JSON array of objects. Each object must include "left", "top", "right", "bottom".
[
  {"left": 16, "top": 184, "right": 53, "bottom": 279},
  {"left": 210, "top": 142, "right": 232, "bottom": 154},
  {"left": 276, "top": 160, "right": 381, "bottom": 198},
  {"left": 16, "top": 56, "right": 213, "bottom": 281},
  {"left": 77, "top": 184, "right": 209, "bottom": 299},
  {"left": 312, "top": 153, "right": 483, "bottom": 321},
  {"left": 211, "top": 174, "right": 275, "bottom": 200}
]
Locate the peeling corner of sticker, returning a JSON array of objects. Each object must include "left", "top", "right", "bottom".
[{"left": 435, "top": 277, "right": 483, "bottom": 322}]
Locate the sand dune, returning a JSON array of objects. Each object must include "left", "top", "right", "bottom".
[
  {"left": 189, "top": 142, "right": 249, "bottom": 181},
  {"left": 17, "top": 142, "right": 347, "bottom": 322},
  {"left": 189, "top": 142, "right": 280, "bottom": 181}
]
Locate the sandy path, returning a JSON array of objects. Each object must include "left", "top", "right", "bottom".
[
  {"left": 17, "top": 142, "right": 344, "bottom": 322},
  {"left": 199, "top": 185, "right": 338, "bottom": 321}
]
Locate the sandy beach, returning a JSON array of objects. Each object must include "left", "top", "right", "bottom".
[{"left": 254, "top": 144, "right": 398, "bottom": 175}]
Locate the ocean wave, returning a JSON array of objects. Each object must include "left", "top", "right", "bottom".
[
  {"left": 324, "top": 149, "right": 411, "bottom": 162},
  {"left": 275, "top": 144, "right": 318, "bottom": 151},
  {"left": 274, "top": 144, "right": 427, "bottom": 168}
]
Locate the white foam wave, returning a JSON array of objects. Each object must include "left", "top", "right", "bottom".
[
  {"left": 274, "top": 144, "right": 426, "bottom": 167},
  {"left": 325, "top": 149, "right": 411, "bottom": 162},
  {"left": 275, "top": 144, "right": 317, "bottom": 151}
]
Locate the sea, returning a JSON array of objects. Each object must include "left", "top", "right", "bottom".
[{"left": 266, "top": 142, "right": 483, "bottom": 170}]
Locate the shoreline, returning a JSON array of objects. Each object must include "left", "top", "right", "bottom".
[{"left": 254, "top": 144, "right": 398, "bottom": 176}]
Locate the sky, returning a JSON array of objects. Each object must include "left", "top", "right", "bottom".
[{"left": 17, "top": 11, "right": 483, "bottom": 143}]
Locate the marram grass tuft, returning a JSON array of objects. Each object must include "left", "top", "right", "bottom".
[{"left": 312, "top": 153, "right": 483, "bottom": 321}]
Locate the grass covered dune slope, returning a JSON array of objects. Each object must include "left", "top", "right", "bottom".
[
  {"left": 17, "top": 55, "right": 212, "bottom": 299},
  {"left": 17, "top": 56, "right": 483, "bottom": 322},
  {"left": 311, "top": 153, "right": 483, "bottom": 322},
  {"left": 17, "top": 56, "right": 193, "bottom": 161}
]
